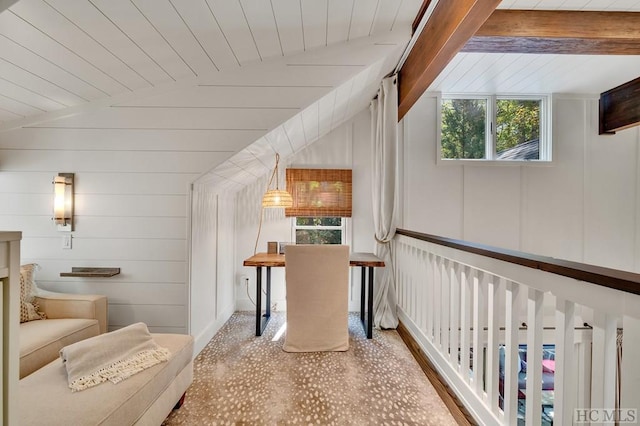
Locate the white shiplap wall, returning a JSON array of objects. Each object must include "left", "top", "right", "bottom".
[
  {"left": 189, "top": 185, "right": 236, "bottom": 353},
  {"left": 234, "top": 108, "right": 376, "bottom": 313},
  {"left": 0, "top": 127, "right": 229, "bottom": 333},
  {"left": 0, "top": 32, "right": 404, "bottom": 334},
  {"left": 402, "top": 92, "right": 640, "bottom": 273}
]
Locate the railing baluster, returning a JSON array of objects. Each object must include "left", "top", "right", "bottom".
[
  {"left": 418, "top": 250, "right": 427, "bottom": 333},
  {"left": 554, "top": 297, "right": 576, "bottom": 426},
  {"left": 394, "top": 242, "right": 402, "bottom": 311},
  {"left": 486, "top": 274, "right": 500, "bottom": 413},
  {"left": 504, "top": 280, "right": 521, "bottom": 425},
  {"left": 525, "top": 288, "right": 543, "bottom": 426},
  {"left": 408, "top": 247, "right": 415, "bottom": 320},
  {"left": 576, "top": 331, "right": 592, "bottom": 418},
  {"left": 442, "top": 259, "right": 451, "bottom": 358},
  {"left": 621, "top": 316, "right": 640, "bottom": 422},
  {"left": 434, "top": 256, "right": 442, "bottom": 348},
  {"left": 426, "top": 252, "right": 435, "bottom": 340},
  {"left": 413, "top": 247, "right": 421, "bottom": 323},
  {"left": 449, "top": 262, "right": 461, "bottom": 367},
  {"left": 460, "top": 265, "right": 472, "bottom": 383},
  {"left": 591, "top": 311, "right": 617, "bottom": 426},
  {"left": 472, "top": 270, "right": 486, "bottom": 395}
]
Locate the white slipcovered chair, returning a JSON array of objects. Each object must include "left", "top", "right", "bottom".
[{"left": 283, "top": 244, "right": 350, "bottom": 352}]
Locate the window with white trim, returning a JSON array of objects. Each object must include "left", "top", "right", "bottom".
[
  {"left": 439, "top": 94, "right": 551, "bottom": 162},
  {"left": 293, "top": 217, "right": 345, "bottom": 244}
]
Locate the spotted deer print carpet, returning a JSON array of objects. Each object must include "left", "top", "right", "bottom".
[{"left": 163, "top": 311, "right": 456, "bottom": 425}]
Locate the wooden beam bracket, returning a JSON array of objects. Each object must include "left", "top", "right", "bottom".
[{"left": 599, "top": 76, "right": 640, "bottom": 135}]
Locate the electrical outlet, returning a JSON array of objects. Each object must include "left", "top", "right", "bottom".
[{"left": 62, "top": 234, "right": 72, "bottom": 249}]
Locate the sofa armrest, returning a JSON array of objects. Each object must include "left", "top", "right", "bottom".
[{"left": 34, "top": 294, "right": 108, "bottom": 334}]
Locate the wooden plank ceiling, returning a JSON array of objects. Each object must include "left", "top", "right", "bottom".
[
  {"left": 0, "top": 0, "right": 421, "bottom": 127},
  {"left": 2, "top": 0, "right": 640, "bottom": 192},
  {"left": 0, "top": 0, "right": 421, "bottom": 192}
]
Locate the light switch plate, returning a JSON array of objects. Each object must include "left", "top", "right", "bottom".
[{"left": 62, "top": 234, "right": 72, "bottom": 249}]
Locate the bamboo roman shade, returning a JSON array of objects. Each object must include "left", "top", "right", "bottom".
[{"left": 285, "top": 169, "right": 352, "bottom": 217}]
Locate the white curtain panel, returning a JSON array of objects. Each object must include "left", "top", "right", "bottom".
[{"left": 370, "top": 75, "right": 399, "bottom": 329}]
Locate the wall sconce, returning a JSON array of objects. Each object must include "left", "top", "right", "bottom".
[{"left": 53, "top": 173, "right": 74, "bottom": 231}]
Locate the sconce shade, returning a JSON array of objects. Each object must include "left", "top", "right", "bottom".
[
  {"left": 262, "top": 189, "right": 293, "bottom": 208},
  {"left": 53, "top": 173, "right": 74, "bottom": 231}
]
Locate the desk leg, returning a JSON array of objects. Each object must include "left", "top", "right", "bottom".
[
  {"left": 255, "top": 267, "right": 262, "bottom": 336},
  {"left": 360, "top": 266, "right": 366, "bottom": 324},
  {"left": 265, "top": 266, "right": 272, "bottom": 319},
  {"left": 367, "top": 266, "right": 374, "bottom": 339},
  {"left": 255, "top": 266, "right": 272, "bottom": 336},
  {"left": 359, "top": 266, "right": 375, "bottom": 339}
]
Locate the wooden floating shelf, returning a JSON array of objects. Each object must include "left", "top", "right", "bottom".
[{"left": 60, "top": 267, "right": 120, "bottom": 278}]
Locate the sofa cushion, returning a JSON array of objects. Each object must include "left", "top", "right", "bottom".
[
  {"left": 19, "top": 333, "right": 194, "bottom": 426},
  {"left": 20, "top": 318, "right": 100, "bottom": 379},
  {"left": 20, "top": 264, "right": 45, "bottom": 323}
]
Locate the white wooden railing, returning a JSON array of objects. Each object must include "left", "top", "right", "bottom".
[{"left": 393, "top": 230, "right": 640, "bottom": 426}]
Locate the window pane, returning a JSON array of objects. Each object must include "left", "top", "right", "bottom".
[
  {"left": 441, "top": 98, "right": 487, "bottom": 159},
  {"left": 295, "top": 229, "right": 342, "bottom": 244},
  {"left": 295, "top": 217, "right": 342, "bottom": 226},
  {"left": 496, "top": 99, "right": 541, "bottom": 160}
]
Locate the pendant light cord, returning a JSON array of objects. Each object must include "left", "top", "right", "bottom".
[
  {"left": 253, "top": 153, "right": 281, "bottom": 255},
  {"left": 253, "top": 206, "right": 265, "bottom": 255}
]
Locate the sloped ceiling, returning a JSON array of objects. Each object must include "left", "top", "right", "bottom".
[
  {"left": 0, "top": 0, "right": 419, "bottom": 192},
  {"left": 2, "top": 0, "right": 639, "bottom": 194}
]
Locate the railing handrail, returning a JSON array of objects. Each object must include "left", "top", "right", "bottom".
[{"left": 396, "top": 228, "right": 640, "bottom": 296}]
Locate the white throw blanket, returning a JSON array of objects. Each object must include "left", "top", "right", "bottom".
[{"left": 60, "top": 322, "right": 170, "bottom": 392}]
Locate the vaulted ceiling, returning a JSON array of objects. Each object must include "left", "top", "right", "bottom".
[
  {"left": 0, "top": 0, "right": 420, "bottom": 192},
  {"left": 0, "top": 0, "right": 420, "bottom": 127},
  {"left": 1, "top": 0, "right": 639, "bottom": 192}
]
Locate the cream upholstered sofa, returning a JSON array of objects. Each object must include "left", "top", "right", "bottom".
[
  {"left": 19, "top": 263, "right": 108, "bottom": 379},
  {"left": 19, "top": 265, "right": 194, "bottom": 425},
  {"left": 20, "top": 292, "right": 108, "bottom": 379},
  {"left": 20, "top": 295, "right": 194, "bottom": 425},
  {"left": 20, "top": 332, "right": 194, "bottom": 425}
]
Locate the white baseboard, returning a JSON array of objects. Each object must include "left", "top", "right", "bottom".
[
  {"left": 192, "top": 304, "right": 235, "bottom": 357},
  {"left": 397, "top": 307, "right": 500, "bottom": 426}
]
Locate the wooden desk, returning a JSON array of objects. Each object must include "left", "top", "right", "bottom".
[{"left": 243, "top": 252, "right": 385, "bottom": 338}]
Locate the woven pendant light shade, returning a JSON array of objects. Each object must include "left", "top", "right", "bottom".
[
  {"left": 261, "top": 153, "right": 292, "bottom": 208},
  {"left": 254, "top": 153, "right": 292, "bottom": 254},
  {"left": 262, "top": 189, "right": 293, "bottom": 208}
]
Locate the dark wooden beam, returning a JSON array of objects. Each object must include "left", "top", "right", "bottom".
[
  {"left": 398, "top": 0, "right": 501, "bottom": 120},
  {"left": 599, "top": 76, "right": 640, "bottom": 135},
  {"left": 463, "top": 10, "right": 640, "bottom": 55},
  {"left": 411, "top": 0, "right": 434, "bottom": 34}
]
